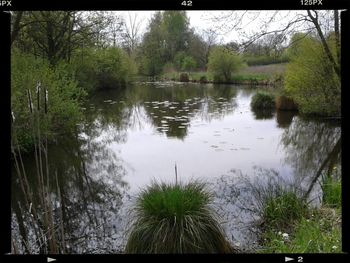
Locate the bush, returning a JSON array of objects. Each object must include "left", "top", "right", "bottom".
[
  {"left": 11, "top": 50, "right": 85, "bottom": 151},
  {"left": 125, "top": 181, "right": 234, "bottom": 253},
  {"left": 199, "top": 75, "right": 208, "bottom": 83},
  {"left": 181, "top": 56, "right": 197, "bottom": 71},
  {"left": 251, "top": 91, "right": 275, "bottom": 110},
  {"left": 179, "top": 72, "right": 189, "bottom": 82},
  {"left": 72, "top": 47, "right": 136, "bottom": 91},
  {"left": 207, "top": 47, "right": 245, "bottom": 82}
]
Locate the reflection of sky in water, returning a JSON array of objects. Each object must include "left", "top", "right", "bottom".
[{"left": 106, "top": 90, "right": 293, "bottom": 192}]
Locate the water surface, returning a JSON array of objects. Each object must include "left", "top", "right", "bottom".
[{"left": 11, "top": 82, "right": 341, "bottom": 253}]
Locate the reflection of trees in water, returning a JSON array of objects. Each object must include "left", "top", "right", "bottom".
[
  {"left": 12, "top": 132, "right": 129, "bottom": 253},
  {"left": 275, "top": 110, "right": 297, "bottom": 128},
  {"left": 81, "top": 83, "right": 239, "bottom": 140},
  {"left": 138, "top": 83, "right": 238, "bottom": 139},
  {"left": 280, "top": 116, "right": 341, "bottom": 193},
  {"left": 251, "top": 108, "right": 275, "bottom": 120}
]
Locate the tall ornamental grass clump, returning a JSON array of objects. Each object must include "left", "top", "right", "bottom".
[{"left": 125, "top": 181, "right": 234, "bottom": 253}]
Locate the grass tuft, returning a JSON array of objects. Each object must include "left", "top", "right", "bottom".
[
  {"left": 261, "top": 191, "right": 309, "bottom": 231},
  {"left": 125, "top": 181, "right": 234, "bottom": 253},
  {"left": 322, "top": 176, "right": 341, "bottom": 209}
]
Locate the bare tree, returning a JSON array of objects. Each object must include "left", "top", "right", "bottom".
[
  {"left": 121, "top": 12, "right": 143, "bottom": 56},
  {"left": 207, "top": 10, "right": 341, "bottom": 78}
]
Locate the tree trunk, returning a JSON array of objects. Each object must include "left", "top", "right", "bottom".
[
  {"left": 307, "top": 10, "right": 340, "bottom": 79},
  {"left": 11, "top": 11, "right": 23, "bottom": 46},
  {"left": 334, "top": 10, "right": 341, "bottom": 67}
]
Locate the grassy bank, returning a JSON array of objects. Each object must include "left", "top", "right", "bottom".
[
  {"left": 258, "top": 175, "right": 341, "bottom": 253},
  {"left": 160, "top": 63, "right": 287, "bottom": 85}
]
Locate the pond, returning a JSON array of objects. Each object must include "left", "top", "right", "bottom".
[{"left": 11, "top": 82, "right": 341, "bottom": 253}]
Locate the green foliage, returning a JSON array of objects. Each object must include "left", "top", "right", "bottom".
[
  {"left": 174, "top": 52, "right": 197, "bottom": 71},
  {"left": 284, "top": 36, "right": 340, "bottom": 116},
  {"left": 251, "top": 91, "right": 275, "bottom": 110},
  {"left": 199, "top": 75, "right": 208, "bottom": 83},
  {"left": 179, "top": 72, "right": 189, "bottom": 82},
  {"left": 207, "top": 47, "right": 245, "bottom": 82},
  {"left": 125, "top": 181, "right": 233, "bottom": 253},
  {"left": 262, "top": 191, "right": 309, "bottom": 231},
  {"left": 72, "top": 47, "right": 136, "bottom": 91},
  {"left": 181, "top": 56, "right": 197, "bottom": 71},
  {"left": 261, "top": 209, "right": 341, "bottom": 253},
  {"left": 140, "top": 11, "right": 192, "bottom": 76},
  {"left": 174, "top": 51, "right": 187, "bottom": 70},
  {"left": 322, "top": 176, "right": 341, "bottom": 209},
  {"left": 11, "top": 49, "right": 85, "bottom": 151}
]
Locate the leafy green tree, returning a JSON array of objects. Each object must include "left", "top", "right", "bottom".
[
  {"left": 207, "top": 47, "right": 245, "bottom": 82},
  {"left": 181, "top": 56, "right": 196, "bottom": 71},
  {"left": 187, "top": 33, "right": 207, "bottom": 69},
  {"left": 284, "top": 35, "right": 340, "bottom": 116},
  {"left": 161, "top": 11, "right": 191, "bottom": 62},
  {"left": 139, "top": 11, "right": 194, "bottom": 76},
  {"left": 139, "top": 12, "right": 166, "bottom": 76},
  {"left": 71, "top": 47, "right": 136, "bottom": 91},
  {"left": 12, "top": 11, "right": 116, "bottom": 66}
]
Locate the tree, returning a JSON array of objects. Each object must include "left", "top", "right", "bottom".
[
  {"left": 284, "top": 35, "right": 340, "bottom": 116},
  {"left": 11, "top": 11, "right": 118, "bottom": 66},
  {"left": 139, "top": 12, "right": 166, "bottom": 76},
  {"left": 139, "top": 11, "right": 194, "bottom": 76},
  {"left": 207, "top": 47, "right": 245, "bottom": 82},
  {"left": 161, "top": 11, "right": 191, "bottom": 62},
  {"left": 120, "top": 12, "right": 143, "bottom": 56},
  {"left": 200, "top": 29, "right": 219, "bottom": 66},
  {"left": 186, "top": 32, "right": 207, "bottom": 69},
  {"left": 206, "top": 10, "right": 340, "bottom": 78}
]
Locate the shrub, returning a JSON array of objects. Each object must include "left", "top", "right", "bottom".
[
  {"left": 251, "top": 91, "right": 275, "bottom": 110},
  {"left": 199, "top": 75, "right": 208, "bottom": 83},
  {"left": 125, "top": 181, "right": 234, "bottom": 253},
  {"left": 207, "top": 47, "right": 245, "bottom": 82},
  {"left": 11, "top": 49, "right": 85, "bottom": 151},
  {"left": 181, "top": 56, "right": 197, "bottom": 71},
  {"left": 72, "top": 47, "right": 136, "bottom": 91},
  {"left": 179, "top": 72, "right": 189, "bottom": 82}
]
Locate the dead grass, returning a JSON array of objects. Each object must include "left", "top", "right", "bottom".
[{"left": 238, "top": 63, "right": 287, "bottom": 77}]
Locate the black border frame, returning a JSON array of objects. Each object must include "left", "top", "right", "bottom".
[{"left": 1, "top": 0, "right": 349, "bottom": 262}]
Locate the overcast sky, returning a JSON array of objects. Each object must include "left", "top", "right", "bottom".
[{"left": 114, "top": 10, "right": 336, "bottom": 45}]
